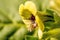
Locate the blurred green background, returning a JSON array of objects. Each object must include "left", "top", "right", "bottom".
[{"left": 0, "top": 0, "right": 60, "bottom": 40}]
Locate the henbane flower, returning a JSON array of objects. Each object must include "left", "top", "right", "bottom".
[{"left": 19, "top": 1, "right": 44, "bottom": 39}]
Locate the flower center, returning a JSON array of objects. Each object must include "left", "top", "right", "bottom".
[
  {"left": 29, "top": 14, "right": 37, "bottom": 28},
  {"left": 30, "top": 14, "right": 35, "bottom": 21}
]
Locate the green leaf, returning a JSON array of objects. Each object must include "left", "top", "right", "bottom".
[
  {"left": 54, "top": 13, "right": 60, "bottom": 23},
  {"left": 25, "top": 35, "right": 38, "bottom": 40},
  {"left": 9, "top": 27, "right": 28, "bottom": 40},
  {"left": 0, "top": 24, "right": 20, "bottom": 40},
  {"left": 43, "top": 28, "right": 60, "bottom": 40}
]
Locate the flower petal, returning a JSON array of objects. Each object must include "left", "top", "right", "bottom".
[
  {"left": 19, "top": 4, "right": 24, "bottom": 15},
  {"left": 25, "top": 1, "right": 37, "bottom": 16},
  {"left": 38, "top": 29, "right": 43, "bottom": 39},
  {"left": 35, "top": 15, "right": 44, "bottom": 31}
]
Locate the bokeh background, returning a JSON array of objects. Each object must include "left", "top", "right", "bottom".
[{"left": 0, "top": 0, "right": 60, "bottom": 40}]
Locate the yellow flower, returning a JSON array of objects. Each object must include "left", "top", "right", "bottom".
[
  {"left": 19, "top": 1, "right": 44, "bottom": 39},
  {"left": 19, "top": 1, "right": 37, "bottom": 31}
]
